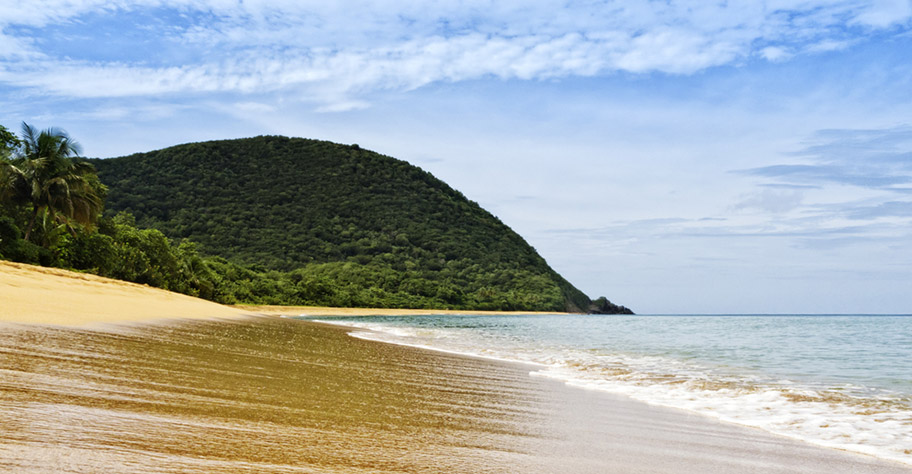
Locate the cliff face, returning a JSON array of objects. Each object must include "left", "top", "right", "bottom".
[{"left": 93, "top": 136, "right": 595, "bottom": 312}]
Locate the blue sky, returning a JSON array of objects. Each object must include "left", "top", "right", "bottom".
[{"left": 2, "top": 1, "right": 911, "bottom": 313}]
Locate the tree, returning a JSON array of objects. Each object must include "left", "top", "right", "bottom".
[
  {"left": 0, "top": 125, "right": 24, "bottom": 222},
  {"left": 0, "top": 125, "right": 19, "bottom": 160},
  {"left": 1, "top": 123, "right": 104, "bottom": 244}
]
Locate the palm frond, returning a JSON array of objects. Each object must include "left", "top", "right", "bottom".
[{"left": 8, "top": 123, "right": 103, "bottom": 243}]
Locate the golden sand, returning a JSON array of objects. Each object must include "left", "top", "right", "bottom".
[
  {"left": 2, "top": 261, "right": 910, "bottom": 473},
  {"left": 0, "top": 260, "right": 563, "bottom": 327},
  {"left": 3, "top": 317, "right": 910, "bottom": 473},
  {"left": 0, "top": 260, "right": 250, "bottom": 325},
  {"left": 0, "top": 317, "right": 544, "bottom": 473}
]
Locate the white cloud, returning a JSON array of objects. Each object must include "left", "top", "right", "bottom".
[
  {"left": 314, "top": 100, "right": 371, "bottom": 113},
  {"left": 0, "top": 34, "right": 37, "bottom": 60},
  {"left": 850, "top": 0, "right": 912, "bottom": 28},
  {"left": 805, "top": 38, "right": 857, "bottom": 53},
  {"left": 611, "top": 28, "right": 742, "bottom": 74},
  {"left": 759, "top": 46, "right": 792, "bottom": 61},
  {"left": 1, "top": 0, "right": 911, "bottom": 109}
]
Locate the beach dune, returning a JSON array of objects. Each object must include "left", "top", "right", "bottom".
[{"left": 0, "top": 260, "right": 250, "bottom": 325}]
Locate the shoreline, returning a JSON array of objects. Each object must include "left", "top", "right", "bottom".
[
  {"left": 2, "top": 260, "right": 910, "bottom": 472},
  {"left": 14, "top": 261, "right": 910, "bottom": 324},
  {"left": 2, "top": 316, "right": 910, "bottom": 473},
  {"left": 312, "top": 320, "right": 912, "bottom": 472},
  {"left": 0, "top": 260, "right": 566, "bottom": 327},
  {"left": 318, "top": 317, "right": 912, "bottom": 470}
]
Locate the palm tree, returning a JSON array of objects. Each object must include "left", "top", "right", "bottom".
[{"left": 1, "top": 123, "right": 104, "bottom": 244}]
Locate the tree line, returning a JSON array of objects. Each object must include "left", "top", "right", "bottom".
[
  {"left": 2, "top": 123, "right": 633, "bottom": 312},
  {"left": 91, "top": 134, "right": 601, "bottom": 312},
  {"left": 0, "top": 124, "right": 629, "bottom": 312}
]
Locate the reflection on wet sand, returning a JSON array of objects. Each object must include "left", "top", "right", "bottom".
[
  {"left": 0, "top": 317, "right": 545, "bottom": 473},
  {"left": 2, "top": 316, "right": 911, "bottom": 473}
]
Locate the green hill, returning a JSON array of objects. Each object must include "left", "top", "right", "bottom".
[{"left": 91, "top": 136, "right": 601, "bottom": 312}]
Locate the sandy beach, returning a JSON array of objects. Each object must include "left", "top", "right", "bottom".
[
  {"left": 2, "top": 261, "right": 910, "bottom": 473},
  {"left": 0, "top": 261, "right": 562, "bottom": 326},
  {"left": 0, "top": 260, "right": 251, "bottom": 325}
]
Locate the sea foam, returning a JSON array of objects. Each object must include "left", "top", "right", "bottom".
[{"left": 313, "top": 315, "right": 912, "bottom": 466}]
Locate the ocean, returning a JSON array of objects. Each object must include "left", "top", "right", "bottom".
[{"left": 310, "top": 314, "right": 912, "bottom": 466}]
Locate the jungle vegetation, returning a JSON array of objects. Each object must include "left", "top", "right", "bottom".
[{"left": 1, "top": 125, "right": 631, "bottom": 313}]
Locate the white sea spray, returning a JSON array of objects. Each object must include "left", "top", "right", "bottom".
[{"left": 312, "top": 314, "right": 912, "bottom": 466}]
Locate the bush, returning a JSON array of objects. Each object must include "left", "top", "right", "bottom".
[
  {"left": 0, "top": 217, "right": 21, "bottom": 258},
  {"left": 57, "top": 231, "right": 117, "bottom": 274},
  {"left": 0, "top": 217, "right": 56, "bottom": 264}
]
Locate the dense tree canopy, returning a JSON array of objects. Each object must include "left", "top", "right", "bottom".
[
  {"left": 93, "top": 136, "right": 593, "bottom": 311},
  {"left": 1, "top": 124, "right": 104, "bottom": 244},
  {"left": 2, "top": 127, "right": 632, "bottom": 313},
  {"left": 0, "top": 125, "right": 18, "bottom": 160}
]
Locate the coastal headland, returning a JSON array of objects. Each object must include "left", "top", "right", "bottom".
[{"left": 1, "top": 261, "right": 909, "bottom": 473}]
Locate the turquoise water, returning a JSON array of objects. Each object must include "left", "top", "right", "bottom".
[{"left": 308, "top": 314, "right": 912, "bottom": 465}]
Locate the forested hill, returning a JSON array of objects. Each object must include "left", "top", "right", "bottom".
[{"left": 92, "top": 136, "right": 596, "bottom": 312}]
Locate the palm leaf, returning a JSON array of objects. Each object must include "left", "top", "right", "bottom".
[{"left": 3, "top": 123, "right": 104, "bottom": 243}]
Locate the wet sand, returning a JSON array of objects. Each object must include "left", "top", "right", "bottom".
[
  {"left": 1, "top": 317, "right": 909, "bottom": 473},
  {"left": 2, "top": 261, "right": 909, "bottom": 472}
]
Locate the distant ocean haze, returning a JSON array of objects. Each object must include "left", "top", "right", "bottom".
[{"left": 316, "top": 314, "right": 912, "bottom": 466}]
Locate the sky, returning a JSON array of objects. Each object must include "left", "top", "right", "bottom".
[{"left": 2, "top": 1, "right": 911, "bottom": 314}]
